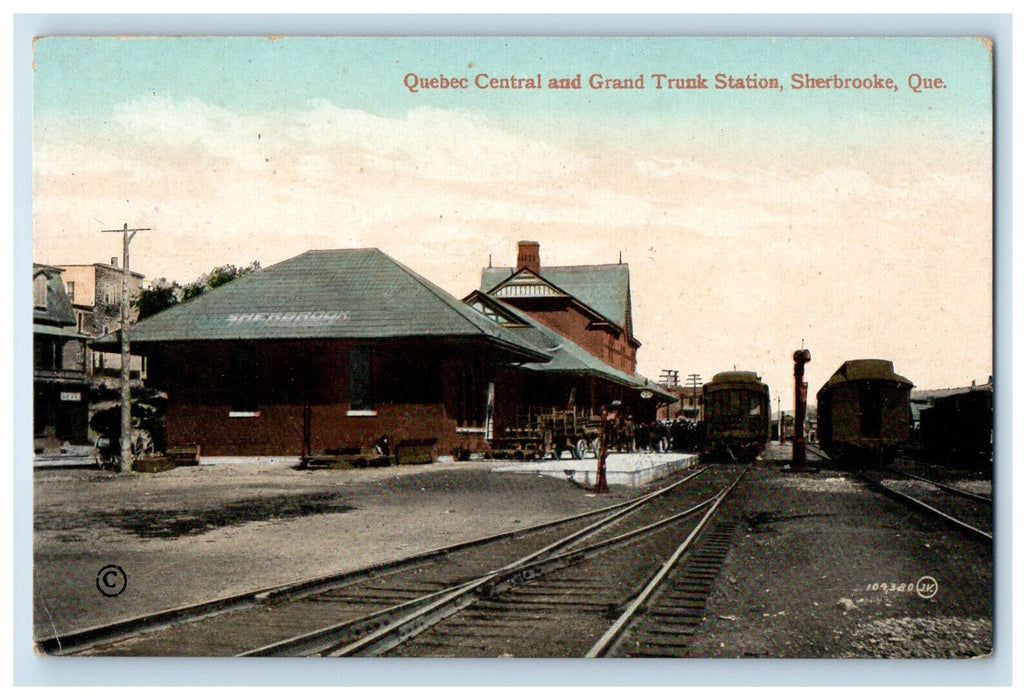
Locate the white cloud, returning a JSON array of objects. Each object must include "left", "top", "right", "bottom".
[
  {"left": 97, "top": 97, "right": 593, "bottom": 184},
  {"left": 32, "top": 93, "right": 993, "bottom": 401}
]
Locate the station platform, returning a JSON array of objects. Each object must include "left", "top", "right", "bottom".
[
  {"left": 33, "top": 443, "right": 99, "bottom": 469},
  {"left": 489, "top": 451, "right": 698, "bottom": 487}
]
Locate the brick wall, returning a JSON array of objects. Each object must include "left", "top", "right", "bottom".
[
  {"left": 151, "top": 338, "right": 494, "bottom": 457},
  {"left": 165, "top": 402, "right": 468, "bottom": 456},
  {"left": 519, "top": 305, "right": 637, "bottom": 374}
]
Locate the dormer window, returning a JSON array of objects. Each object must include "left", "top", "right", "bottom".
[
  {"left": 467, "top": 296, "right": 528, "bottom": 328},
  {"left": 33, "top": 274, "right": 48, "bottom": 310},
  {"left": 470, "top": 301, "right": 507, "bottom": 325}
]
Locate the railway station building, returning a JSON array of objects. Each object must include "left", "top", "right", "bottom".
[
  {"left": 480, "top": 241, "right": 639, "bottom": 377},
  {"left": 463, "top": 290, "right": 674, "bottom": 436},
  {"left": 98, "top": 249, "right": 549, "bottom": 458},
  {"left": 472, "top": 241, "right": 674, "bottom": 430},
  {"left": 98, "top": 242, "right": 672, "bottom": 461}
]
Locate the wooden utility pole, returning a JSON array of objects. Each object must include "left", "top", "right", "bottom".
[
  {"left": 792, "top": 349, "right": 811, "bottom": 470},
  {"left": 685, "top": 373, "right": 701, "bottom": 418},
  {"left": 660, "top": 369, "right": 678, "bottom": 419},
  {"left": 102, "top": 223, "right": 150, "bottom": 473}
]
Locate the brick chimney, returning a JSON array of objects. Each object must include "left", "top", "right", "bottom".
[{"left": 516, "top": 240, "right": 541, "bottom": 275}]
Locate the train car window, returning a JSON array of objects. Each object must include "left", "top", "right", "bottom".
[{"left": 749, "top": 395, "right": 761, "bottom": 415}]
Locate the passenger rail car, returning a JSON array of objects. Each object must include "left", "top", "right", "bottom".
[
  {"left": 701, "top": 371, "right": 770, "bottom": 462},
  {"left": 817, "top": 359, "right": 913, "bottom": 465},
  {"left": 919, "top": 386, "right": 993, "bottom": 470}
]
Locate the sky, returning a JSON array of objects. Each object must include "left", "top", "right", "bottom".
[{"left": 31, "top": 36, "right": 994, "bottom": 408}]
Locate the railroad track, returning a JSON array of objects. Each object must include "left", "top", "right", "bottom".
[
  {"left": 39, "top": 462, "right": 714, "bottom": 656},
  {"left": 587, "top": 469, "right": 746, "bottom": 657},
  {"left": 341, "top": 466, "right": 748, "bottom": 658},
  {"left": 806, "top": 446, "right": 993, "bottom": 543},
  {"left": 878, "top": 463, "right": 992, "bottom": 504}
]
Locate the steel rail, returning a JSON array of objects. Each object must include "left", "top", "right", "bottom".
[
  {"left": 586, "top": 467, "right": 749, "bottom": 658},
  {"left": 242, "top": 489, "right": 661, "bottom": 656},
  {"left": 902, "top": 454, "right": 993, "bottom": 474},
  {"left": 38, "top": 461, "right": 705, "bottom": 656},
  {"left": 852, "top": 469, "right": 992, "bottom": 542},
  {"left": 242, "top": 466, "right": 715, "bottom": 657},
  {"left": 805, "top": 445, "right": 832, "bottom": 462},
  {"left": 879, "top": 465, "right": 992, "bottom": 504},
  {"left": 808, "top": 445, "right": 991, "bottom": 504},
  {"left": 320, "top": 488, "right": 727, "bottom": 658},
  {"left": 806, "top": 445, "right": 991, "bottom": 543}
]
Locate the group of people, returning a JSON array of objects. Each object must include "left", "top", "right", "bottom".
[{"left": 594, "top": 402, "right": 699, "bottom": 493}]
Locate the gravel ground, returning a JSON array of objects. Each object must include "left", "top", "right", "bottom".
[
  {"left": 682, "top": 448, "right": 994, "bottom": 658},
  {"left": 33, "top": 447, "right": 995, "bottom": 659},
  {"left": 33, "top": 458, "right": 631, "bottom": 641}
]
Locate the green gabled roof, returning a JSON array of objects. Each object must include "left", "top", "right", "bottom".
[
  {"left": 112, "top": 249, "right": 547, "bottom": 360},
  {"left": 480, "top": 263, "right": 632, "bottom": 334},
  {"left": 464, "top": 291, "right": 675, "bottom": 403}
]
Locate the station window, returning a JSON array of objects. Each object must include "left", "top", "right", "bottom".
[
  {"left": 229, "top": 342, "right": 258, "bottom": 414},
  {"left": 348, "top": 345, "right": 373, "bottom": 413}
]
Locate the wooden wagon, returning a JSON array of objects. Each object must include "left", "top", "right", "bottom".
[{"left": 491, "top": 407, "right": 604, "bottom": 461}]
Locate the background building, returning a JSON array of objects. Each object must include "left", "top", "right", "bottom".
[
  {"left": 57, "top": 259, "right": 146, "bottom": 384},
  {"left": 33, "top": 264, "right": 89, "bottom": 449}
]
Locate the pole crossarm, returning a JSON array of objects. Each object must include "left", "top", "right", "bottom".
[{"left": 101, "top": 227, "right": 151, "bottom": 234}]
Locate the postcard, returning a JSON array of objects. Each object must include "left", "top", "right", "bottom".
[{"left": 29, "top": 35, "right": 995, "bottom": 666}]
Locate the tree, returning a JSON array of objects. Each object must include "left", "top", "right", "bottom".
[
  {"left": 203, "top": 261, "right": 261, "bottom": 290},
  {"left": 133, "top": 261, "right": 261, "bottom": 319},
  {"left": 135, "top": 278, "right": 183, "bottom": 320}
]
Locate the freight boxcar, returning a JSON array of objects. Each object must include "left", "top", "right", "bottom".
[
  {"left": 701, "top": 371, "right": 770, "bottom": 462},
  {"left": 919, "top": 386, "right": 993, "bottom": 470},
  {"left": 817, "top": 359, "right": 913, "bottom": 465}
]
